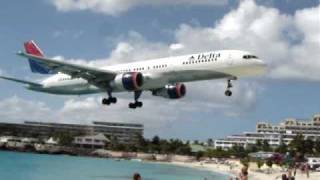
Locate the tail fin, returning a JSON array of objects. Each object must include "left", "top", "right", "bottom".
[{"left": 24, "top": 40, "right": 52, "bottom": 74}]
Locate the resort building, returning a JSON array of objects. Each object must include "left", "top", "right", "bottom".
[
  {"left": 214, "top": 113, "right": 320, "bottom": 150},
  {"left": 214, "top": 132, "right": 282, "bottom": 150},
  {"left": 0, "top": 121, "right": 143, "bottom": 144},
  {"left": 74, "top": 133, "right": 110, "bottom": 149}
]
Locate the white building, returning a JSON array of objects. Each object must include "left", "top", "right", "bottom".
[
  {"left": 0, "top": 121, "right": 143, "bottom": 145},
  {"left": 214, "top": 132, "right": 282, "bottom": 150},
  {"left": 214, "top": 113, "right": 320, "bottom": 150},
  {"left": 257, "top": 114, "right": 320, "bottom": 136},
  {"left": 74, "top": 133, "right": 110, "bottom": 149}
]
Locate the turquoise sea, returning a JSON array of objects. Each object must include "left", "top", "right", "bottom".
[{"left": 0, "top": 151, "right": 229, "bottom": 180}]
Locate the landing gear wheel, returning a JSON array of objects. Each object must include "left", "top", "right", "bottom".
[
  {"left": 110, "top": 97, "right": 117, "bottom": 104},
  {"left": 128, "top": 91, "right": 143, "bottom": 109},
  {"left": 102, "top": 98, "right": 111, "bottom": 105},
  {"left": 225, "top": 78, "right": 235, "bottom": 97},
  {"left": 104, "top": 90, "right": 117, "bottom": 105},
  {"left": 225, "top": 90, "right": 232, "bottom": 97},
  {"left": 129, "top": 103, "right": 137, "bottom": 109},
  {"left": 136, "top": 101, "right": 143, "bottom": 107}
]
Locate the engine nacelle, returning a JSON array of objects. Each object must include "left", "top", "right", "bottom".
[
  {"left": 152, "top": 83, "right": 186, "bottom": 99},
  {"left": 112, "top": 72, "right": 144, "bottom": 91}
]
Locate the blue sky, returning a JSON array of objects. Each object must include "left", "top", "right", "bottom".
[{"left": 0, "top": 0, "right": 319, "bottom": 140}]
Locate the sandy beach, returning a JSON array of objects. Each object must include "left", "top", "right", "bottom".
[{"left": 171, "top": 160, "right": 320, "bottom": 180}]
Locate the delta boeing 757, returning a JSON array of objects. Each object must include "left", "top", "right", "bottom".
[{"left": 0, "top": 41, "right": 266, "bottom": 109}]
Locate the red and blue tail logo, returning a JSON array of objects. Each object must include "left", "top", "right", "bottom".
[{"left": 24, "top": 40, "right": 53, "bottom": 74}]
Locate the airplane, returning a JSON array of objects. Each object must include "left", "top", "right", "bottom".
[{"left": 0, "top": 40, "right": 267, "bottom": 109}]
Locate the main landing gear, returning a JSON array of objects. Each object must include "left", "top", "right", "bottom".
[
  {"left": 225, "top": 79, "right": 234, "bottom": 97},
  {"left": 101, "top": 90, "right": 143, "bottom": 109},
  {"left": 102, "top": 91, "right": 117, "bottom": 105},
  {"left": 129, "top": 90, "right": 143, "bottom": 109}
]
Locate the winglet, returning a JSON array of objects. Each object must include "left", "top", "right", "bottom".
[{"left": 23, "top": 40, "right": 53, "bottom": 74}]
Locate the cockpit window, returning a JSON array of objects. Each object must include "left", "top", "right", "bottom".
[{"left": 243, "top": 55, "right": 258, "bottom": 59}]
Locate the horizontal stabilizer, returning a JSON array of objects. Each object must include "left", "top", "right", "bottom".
[{"left": 0, "top": 75, "right": 42, "bottom": 87}]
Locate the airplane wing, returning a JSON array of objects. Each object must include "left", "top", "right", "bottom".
[
  {"left": 17, "top": 52, "right": 117, "bottom": 88},
  {"left": 0, "top": 75, "right": 42, "bottom": 87}
]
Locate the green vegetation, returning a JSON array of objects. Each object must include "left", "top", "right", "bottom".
[
  {"left": 266, "top": 159, "right": 273, "bottom": 168},
  {"left": 53, "top": 132, "right": 74, "bottom": 146},
  {"left": 256, "top": 159, "right": 264, "bottom": 169},
  {"left": 108, "top": 135, "right": 192, "bottom": 155},
  {"left": 105, "top": 134, "right": 320, "bottom": 160},
  {"left": 274, "top": 142, "right": 288, "bottom": 154},
  {"left": 48, "top": 132, "right": 320, "bottom": 167}
]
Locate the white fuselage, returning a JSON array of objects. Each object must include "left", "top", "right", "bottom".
[{"left": 28, "top": 50, "right": 266, "bottom": 95}]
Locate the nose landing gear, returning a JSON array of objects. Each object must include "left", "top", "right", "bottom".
[
  {"left": 225, "top": 79, "right": 235, "bottom": 97},
  {"left": 101, "top": 89, "right": 143, "bottom": 108}
]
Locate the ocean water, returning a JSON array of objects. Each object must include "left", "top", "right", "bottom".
[{"left": 0, "top": 151, "right": 229, "bottom": 180}]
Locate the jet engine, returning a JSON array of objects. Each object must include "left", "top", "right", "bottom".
[
  {"left": 112, "top": 72, "right": 144, "bottom": 91},
  {"left": 152, "top": 83, "right": 186, "bottom": 99}
]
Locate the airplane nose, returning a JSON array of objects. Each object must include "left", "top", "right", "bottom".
[
  {"left": 257, "top": 59, "right": 266, "bottom": 66},
  {"left": 255, "top": 59, "right": 267, "bottom": 73}
]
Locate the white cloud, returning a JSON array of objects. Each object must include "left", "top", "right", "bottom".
[
  {"left": 169, "top": 43, "right": 184, "bottom": 51},
  {"left": 0, "top": 88, "right": 257, "bottom": 137},
  {"left": 171, "top": 0, "right": 320, "bottom": 81},
  {"left": 52, "top": 31, "right": 175, "bottom": 66},
  {"left": 270, "top": 5, "right": 320, "bottom": 81},
  {"left": 0, "top": 96, "right": 52, "bottom": 122},
  {"left": 51, "top": 0, "right": 228, "bottom": 16}
]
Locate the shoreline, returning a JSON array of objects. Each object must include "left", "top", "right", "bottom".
[
  {"left": 1, "top": 148, "right": 320, "bottom": 180},
  {"left": 169, "top": 160, "right": 320, "bottom": 180},
  {"left": 169, "top": 161, "right": 234, "bottom": 177}
]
